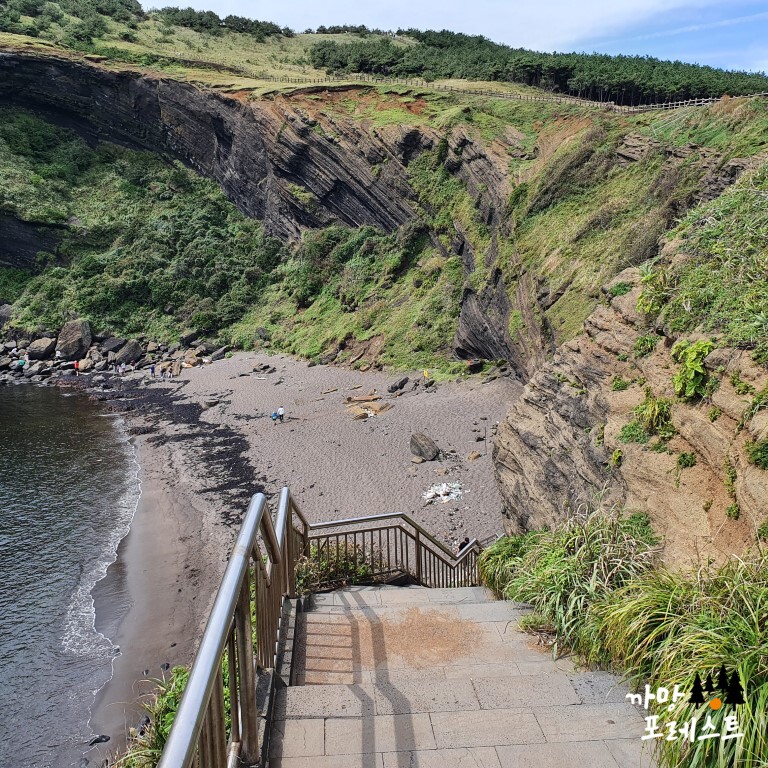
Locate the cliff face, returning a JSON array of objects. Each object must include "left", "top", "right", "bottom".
[
  {"left": 0, "top": 53, "right": 416, "bottom": 240},
  {"left": 0, "top": 52, "right": 528, "bottom": 366},
  {"left": 494, "top": 267, "right": 768, "bottom": 566}
]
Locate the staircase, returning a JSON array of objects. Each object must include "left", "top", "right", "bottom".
[{"left": 270, "top": 584, "right": 656, "bottom": 768}]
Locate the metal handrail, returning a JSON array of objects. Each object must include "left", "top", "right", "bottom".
[{"left": 157, "top": 489, "right": 309, "bottom": 768}]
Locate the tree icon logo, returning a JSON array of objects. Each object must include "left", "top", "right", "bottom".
[{"left": 689, "top": 665, "right": 744, "bottom": 708}]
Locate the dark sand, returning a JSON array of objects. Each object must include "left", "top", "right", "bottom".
[{"left": 86, "top": 352, "right": 521, "bottom": 759}]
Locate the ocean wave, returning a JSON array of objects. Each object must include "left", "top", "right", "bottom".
[{"left": 61, "top": 419, "right": 142, "bottom": 658}]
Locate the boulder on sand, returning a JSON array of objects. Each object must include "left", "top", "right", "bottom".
[
  {"left": 410, "top": 433, "right": 439, "bottom": 461},
  {"left": 27, "top": 337, "right": 56, "bottom": 360},
  {"left": 387, "top": 376, "right": 409, "bottom": 393},
  {"left": 55, "top": 319, "right": 92, "bottom": 361},
  {"left": 115, "top": 339, "right": 143, "bottom": 365}
]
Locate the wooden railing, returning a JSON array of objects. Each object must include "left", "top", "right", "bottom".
[
  {"left": 305, "top": 512, "right": 481, "bottom": 590},
  {"left": 156, "top": 492, "right": 481, "bottom": 768}
]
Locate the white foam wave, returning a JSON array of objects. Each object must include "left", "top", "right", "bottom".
[{"left": 61, "top": 417, "right": 142, "bottom": 658}]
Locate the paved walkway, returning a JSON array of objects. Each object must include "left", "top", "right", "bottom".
[{"left": 270, "top": 585, "right": 657, "bottom": 767}]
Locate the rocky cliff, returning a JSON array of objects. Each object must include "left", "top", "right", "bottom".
[{"left": 494, "top": 266, "right": 768, "bottom": 565}]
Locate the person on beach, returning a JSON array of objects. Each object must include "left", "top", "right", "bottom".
[
  {"left": 149, "top": 364, "right": 156, "bottom": 379},
  {"left": 74, "top": 360, "right": 79, "bottom": 376},
  {"left": 120, "top": 362, "right": 126, "bottom": 376},
  {"left": 271, "top": 411, "right": 278, "bottom": 425},
  {"left": 277, "top": 406, "right": 285, "bottom": 423},
  {"left": 457, "top": 536, "right": 471, "bottom": 555}
]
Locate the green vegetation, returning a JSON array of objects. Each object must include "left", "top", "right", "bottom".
[
  {"left": 724, "top": 459, "right": 738, "bottom": 498},
  {"left": 708, "top": 406, "right": 722, "bottom": 422},
  {"left": 758, "top": 520, "right": 768, "bottom": 541},
  {"left": 727, "top": 502, "right": 741, "bottom": 520},
  {"left": 730, "top": 370, "right": 756, "bottom": 396},
  {"left": 671, "top": 339, "right": 715, "bottom": 400},
  {"left": 633, "top": 333, "right": 658, "bottom": 358},
  {"left": 478, "top": 507, "right": 658, "bottom": 657},
  {"left": 634, "top": 387, "right": 675, "bottom": 437},
  {"left": 745, "top": 439, "right": 768, "bottom": 470},
  {"left": 118, "top": 666, "right": 190, "bottom": 767},
  {"left": 639, "top": 164, "right": 768, "bottom": 365},
  {"left": 617, "top": 421, "right": 648, "bottom": 444},
  {"left": 610, "top": 375, "right": 629, "bottom": 391},
  {"left": 309, "top": 32, "right": 768, "bottom": 105},
  {"left": 676, "top": 451, "right": 697, "bottom": 469},
  {"left": 0, "top": 109, "right": 282, "bottom": 340},
  {"left": 295, "top": 542, "right": 375, "bottom": 594},
  {"left": 610, "top": 448, "right": 623, "bottom": 467},
  {"left": 480, "top": 514, "right": 768, "bottom": 768},
  {"left": 608, "top": 281, "right": 631, "bottom": 296}
]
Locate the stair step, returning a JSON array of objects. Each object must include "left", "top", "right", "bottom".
[{"left": 310, "top": 585, "right": 496, "bottom": 609}]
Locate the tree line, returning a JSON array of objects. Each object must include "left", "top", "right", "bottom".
[
  {"left": 154, "top": 7, "right": 293, "bottom": 39},
  {"left": 309, "top": 30, "right": 768, "bottom": 105}
]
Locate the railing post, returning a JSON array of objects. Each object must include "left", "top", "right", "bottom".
[
  {"left": 415, "top": 529, "right": 422, "bottom": 585},
  {"left": 235, "top": 569, "right": 259, "bottom": 764}
]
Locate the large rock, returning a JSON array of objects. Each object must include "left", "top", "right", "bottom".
[
  {"left": 410, "top": 433, "right": 440, "bottom": 461},
  {"left": 101, "top": 337, "right": 126, "bottom": 354},
  {"left": 115, "top": 340, "right": 143, "bottom": 365},
  {"left": 27, "top": 337, "right": 56, "bottom": 360},
  {"left": 55, "top": 320, "right": 92, "bottom": 361},
  {"left": 0, "top": 304, "right": 12, "bottom": 328}
]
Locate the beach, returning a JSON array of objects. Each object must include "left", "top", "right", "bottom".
[{"left": 87, "top": 352, "right": 521, "bottom": 758}]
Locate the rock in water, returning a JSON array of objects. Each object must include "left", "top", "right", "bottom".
[
  {"left": 27, "top": 337, "right": 56, "bottom": 360},
  {"left": 55, "top": 319, "right": 92, "bottom": 361},
  {"left": 410, "top": 433, "right": 439, "bottom": 461}
]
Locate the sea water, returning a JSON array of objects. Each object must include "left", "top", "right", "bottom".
[{"left": 0, "top": 384, "right": 140, "bottom": 767}]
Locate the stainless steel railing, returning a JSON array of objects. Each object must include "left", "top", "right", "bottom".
[
  {"left": 156, "top": 492, "right": 482, "bottom": 768},
  {"left": 157, "top": 488, "right": 309, "bottom": 768}
]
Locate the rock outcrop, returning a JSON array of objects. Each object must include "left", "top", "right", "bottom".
[
  {"left": 494, "top": 268, "right": 768, "bottom": 566},
  {"left": 55, "top": 319, "right": 92, "bottom": 361}
]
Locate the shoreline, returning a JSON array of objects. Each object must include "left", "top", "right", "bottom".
[{"left": 47, "top": 351, "right": 520, "bottom": 762}]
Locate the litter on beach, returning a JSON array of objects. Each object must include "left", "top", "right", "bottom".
[{"left": 422, "top": 482, "right": 463, "bottom": 504}]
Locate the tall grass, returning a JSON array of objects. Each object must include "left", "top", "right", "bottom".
[
  {"left": 480, "top": 510, "right": 768, "bottom": 767},
  {"left": 479, "top": 506, "right": 659, "bottom": 657}
]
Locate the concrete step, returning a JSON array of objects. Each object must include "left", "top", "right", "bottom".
[{"left": 309, "top": 585, "right": 497, "bottom": 609}]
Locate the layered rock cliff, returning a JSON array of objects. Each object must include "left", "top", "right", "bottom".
[{"left": 494, "top": 266, "right": 768, "bottom": 565}]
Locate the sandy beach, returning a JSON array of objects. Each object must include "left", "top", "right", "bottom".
[{"left": 87, "top": 352, "right": 521, "bottom": 758}]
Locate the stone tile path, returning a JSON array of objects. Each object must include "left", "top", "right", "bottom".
[{"left": 270, "top": 586, "right": 657, "bottom": 767}]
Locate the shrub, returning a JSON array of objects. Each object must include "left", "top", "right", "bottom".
[
  {"left": 610, "top": 448, "right": 623, "bottom": 467},
  {"left": 634, "top": 387, "right": 675, "bottom": 438},
  {"left": 618, "top": 420, "right": 648, "bottom": 444},
  {"left": 590, "top": 552, "right": 768, "bottom": 768},
  {"left": 633, "top": 333, "right": 659, "bottom": 358},
  {"left": 611, "top": 375, "right": 630, "bottom": 391},
  {"left": 724, "top": 459, "right": 738, "bottom": 498},
  {"left": 708, "top": 407, "right": 722, "bottom": 422},
  {"left": 118, "top": 666, "right": 190, "bottom": 767},
  {"left": 671, "top": 339, "right": 714, "bottom": 400},
  {"left": 676, "top": 451, "right": 697, "bottom": 469},
  {"left": 726, "top": 502, "right": 741, "bottom": 520},
  {"left": 745, "top": 439, "right": 768, "bottom": 470},
  {"left": 478, "top": 531, "right": 543, "bottom": 595},
  {"left": 294, "top": 541, "right": 375, "bottom": 594},
  {"left": 609, "top": 281, "right": 632, "bottom": 297},
  {"left": 730, "top": 370, "right": 756, "bottom": 396}
]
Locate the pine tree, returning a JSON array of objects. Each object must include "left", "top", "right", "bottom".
[
  {"left": 724, "top": 671, "right": 745, "bottom": 705},
  {"left": 718, "top": 665, "right": 729, "bottom": 693},
  {"left": 704, "top": 673, "right": 716, "bottom": 693},
  {"left": 689, "top": 672, "right": 706, "bottom": 704}
]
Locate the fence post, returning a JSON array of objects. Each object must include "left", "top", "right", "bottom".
[
  {"left": 415, "top": 529, "right": 422, "bottom": 585},
  {"left": 235, "top": 570, "right": 259, "bottom": 763}
]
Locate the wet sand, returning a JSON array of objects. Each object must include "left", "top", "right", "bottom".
[{"left": 87, "top": 352, "right": 521, "bottom": 758}]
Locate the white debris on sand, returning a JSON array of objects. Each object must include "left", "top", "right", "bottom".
[{"left": 422, "top": 482, "right": 464, "bottom": 504}]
